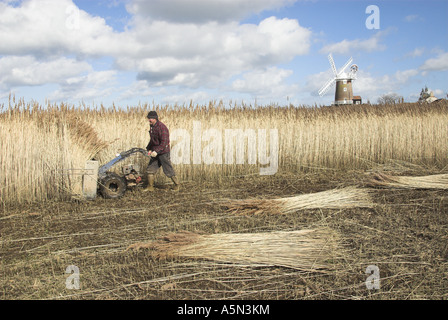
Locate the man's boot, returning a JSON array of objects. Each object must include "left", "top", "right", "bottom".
[
  {"left": 171, "top": 176, "right": 180, "bottom": 191},
  {"left": 143, "top": 174, "right": 155, "bottom": 192}
]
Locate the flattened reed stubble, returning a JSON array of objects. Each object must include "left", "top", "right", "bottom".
[{"left": 127, "top": 228, "right": 342, "bottom": 271}]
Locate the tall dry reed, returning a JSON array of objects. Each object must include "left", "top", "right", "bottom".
[{"left": 1, "top": 99, "right": 447, "bottom": 204}]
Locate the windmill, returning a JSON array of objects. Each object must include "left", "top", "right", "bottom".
[{"left": 318, "top": 53, "right": 359, "bottom": 105}]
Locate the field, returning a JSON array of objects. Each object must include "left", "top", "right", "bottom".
[{"left": 1, "top": 99, "right": 448, "bottom": 300}]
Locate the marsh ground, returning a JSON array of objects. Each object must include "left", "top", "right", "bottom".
[{"left": 1, "top": 170, "right": 447, "bottom": 300}]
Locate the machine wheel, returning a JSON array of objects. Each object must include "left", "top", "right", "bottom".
[{"left": 99, "top": 173, "right": 127, "bottom": 199}]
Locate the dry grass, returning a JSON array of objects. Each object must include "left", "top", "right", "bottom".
[
  {"left": 368, "top": 172, "right": 448, "bottom": 190},
  {"left": 226, "top": 187, "right": 375, "bottom": 215},
  {"left": 127, "top": 228, "right": 342, "bottom": 271}
]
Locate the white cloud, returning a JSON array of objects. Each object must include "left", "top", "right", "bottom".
[
  {"left": 160, "top": 90, "right": 217, "bottom": 105},
  {"left": 420, "top": 51, "right": 448, "bottom": 72},
  {"left": 0, "top": 0, "right": 312, "bottom": 102},
  {"left": 126, "top": 0, "right": 297, "bottom": 24},
  {"left": 232, "top": 67, "right": 294, "bottom": 96},
  {"left": 351, "top": 68, "right": 420, "bottom": 102},
  {"left": 394, "top": 69, "right": 419, "bottom": 84},
  {"left": 118, "top": 80, "right": 154, "bottom": 101},
  {"left": 319, "top": 30, "right": 389, "bottom": 55},
  {"left": 355, "top": 69, "right": 418, "bottom": 92},
  {"left": 0, "top": 56, "right": 91, "bottom": 88},
  {"left": 404, "top": 14, "right": 423, "bottom": 22},
  {"left": 0, "top": 0, "right": 121, "bottom": 57},
  {"left": 404, "top": 47, "right": 425, "bottom": 59},
  {"left": 119, "top": 16, "right": 311, "bottom": 89},
  {"left": 431, "top": 88, "right": 444, "bottom": 97},
  {"left": 48, "top": 70, "right": 118, "bottom": 102}
]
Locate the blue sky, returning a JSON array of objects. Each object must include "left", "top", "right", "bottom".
[{"left": 0, "top": 0, "right": 447, "bottom": 108}]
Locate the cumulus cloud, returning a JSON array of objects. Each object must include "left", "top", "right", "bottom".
[
  {"left": 403, "top": 47, "right": 425, "bottom": 59},
  {"left": 350, "top": 68, "right": 421, "bottom": 102},
  {"left": 117, "top": 16, "right": 311, "bottom": 89},
  {"left": 319, "top": 30, "right": 389, "bottom": 55},
  {"left": 0, "top": 55, "right": 91, "bottom": 88},
  {"left": 393, "top": 69, "right": 419, "bottom": 83},
  {"left": 126, "top": 0, "right": 297, "bottom": 24},
  {"left": 48, "top": 70, "right": 118, "bottom": 102},
  {"left": 118, "top": 80, "right": 154, "bottom": 101},
  {"left": 232, "top": 67, "right": 294, "bottom": 97},
  {"left": 0, "top": 0, "right": 121, "bottom": 57},
  {"left": 160, "top": 90, "right": 217, "bottom": 105},
  {"left": 420, "top": 51, "right": 448, "bottom": 72},
  {"left": 0, "top": 0, "right": 312, "bottom": 102}
]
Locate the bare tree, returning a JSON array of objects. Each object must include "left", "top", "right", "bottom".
[{"left": 377, "top": 93, "right": 404, "bottom": 104}]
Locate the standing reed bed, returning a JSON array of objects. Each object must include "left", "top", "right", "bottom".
[
  {"left": 1, "top": 99, "right": 447, "bottom": 204},
  {"left": 0, "top": 102, "right": 109, "bottom": 204}
]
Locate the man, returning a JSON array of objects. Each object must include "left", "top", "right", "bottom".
[{"left": 144, "top": 111, "right": 180, "bottom": 191}]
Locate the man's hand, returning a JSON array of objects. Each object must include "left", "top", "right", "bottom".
[{"left": 150, "top": 151, "right": 158, "bottom": 158}]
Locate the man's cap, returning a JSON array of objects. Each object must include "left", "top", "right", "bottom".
[{"left": 147, "top": 111, "right": 158, "bottom": 119}]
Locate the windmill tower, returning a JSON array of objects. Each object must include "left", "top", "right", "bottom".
[{"left": 318, "top": 53, "right": 359, "bottom": 105}]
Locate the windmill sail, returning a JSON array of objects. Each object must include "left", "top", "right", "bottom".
[
  {"left": 318, "top": 77, "right": 335, "bottom": 96},
  {"left": 328, "top": 54, "right": 338, "bottom": 76},
  {"left": 338, "top": 57, "right": 353, "bottom": 77}
]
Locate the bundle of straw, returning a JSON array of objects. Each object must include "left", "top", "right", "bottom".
[
  {"left": 368, "top": 173, "right": 448, "bottom": 190},
  {"left": 226, "top": 187, "right": 374, "bottom": 215},
  {"left": 127, "top": 228, "right": 341, "bottom": 271}
]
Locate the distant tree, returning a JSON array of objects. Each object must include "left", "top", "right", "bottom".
[
  {"left": 418, "top": 86, "right": 431, "bottom": 102},
  {"left": 377, "top": 93, "right": 403, "bottom": 104}
]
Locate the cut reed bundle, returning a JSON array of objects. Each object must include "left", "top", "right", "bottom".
[
  {"left": 127, "top": 228, "right": 342, "bottom": 271},
  {"left": 226, "top": 187, "right": 374, "bottom": 215},
  {"left": 368, "top": 172, "right": 448, "bottom": 190}
]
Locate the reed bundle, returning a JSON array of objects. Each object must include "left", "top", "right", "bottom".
[
  {"left": 226, "top": 187, "right": 374, "bottom": 215},
  {"left": 369, "top": 172, "right": 448, "bottom": 190},
  {"left": 127, "top": 228, "right": 342, "bottom": 271}
]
